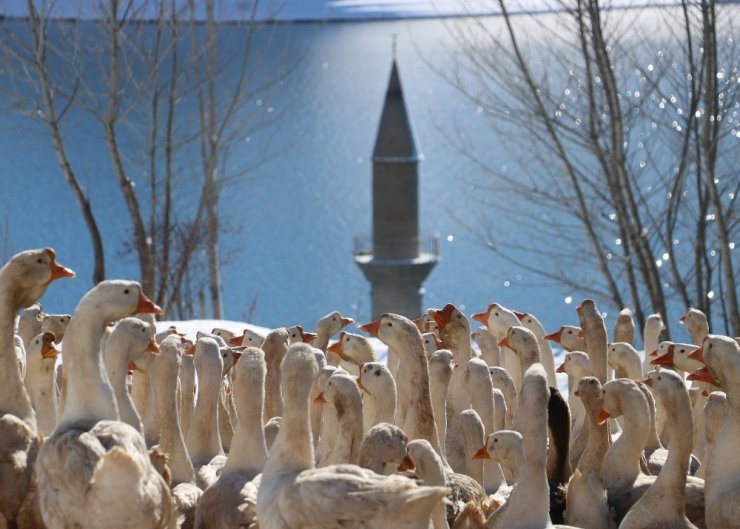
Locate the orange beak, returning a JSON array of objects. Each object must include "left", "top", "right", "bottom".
[
  {"left": 397, "top": 454, "right": 415, "bottom": 472},
  {"left": 358, "top": 319, "right": 381, "bottom": 337},
  {"left": 513, "top": 311, "right": 526, "bottom": 321},
  {"left": 47, "top": 249, "right": 76, "bottom": 283},
  {"left": 688, "top": 347, "right": 704, "bottom": 363},
  {"left": 596, "top": 409, "right": 611, "bottom": 425},
  {"left": 183, "top": 343, "right": 196, "bottom": 356},
  {"left": 314, "top": 392, "right": 327, "bottom": 404},
  {"left": 643, "top": 375, "right": 654, "bottom": 387},
  {"left": 687, "top": 367, "right": 717, "bottom": 385},
  {"left": 145, "top": 339, "right": 160, "bottom": 354},
  {"left": 302, "top": 331, "right": 318, "bottom": 343},
  {"left": 356, "top": 375, "right": 365, "bottom": 391},
  {"left": 328, "top": 332, "right": 345, "bottom": 354},
  {"left": 434, "top": 335, "right": 445, "bottom": 350},
  {"left": 431, "top": 304, "right": 456, "bottom": 329},
  {"left": 576, "top": 330, "right": 585, "bottom": 340},
  {"left": 472, "top": 311, "right": 488, "bottom": 325},
  {"left": 652, "top": 346, "right": 674, "bottom": 367},
  {"left": 412, "top": 316, "right": 426, "bottom": 331},
  {"left": 472, "top": 446, "right": 490, "bottom": 460},
  {"left": 41, "top": 332, "right": 57, "bottom": 359},
  {"left": 701, "top": 390, "right": 710, "bottom": 398},
  {"left": 231, "top": 350, "right": 242, "bottom": 363},
  {"left": 498, "top": 336, "right": 510, "bottom": 349},
  {"left": 556, "top": 363, "right": 566, "bottom": 373},
  {"left": 228, "top": 335, "right": 242, "bottom": 346},
  {"left": 135, "top": 291, "right": 162, "bottom": 314},
  {"left": 649, "top": 349, "right": 659, "bottom": 357},
  {"left": 127, "top": 360, "right": 139, "bottom": 373},
  {"left": 340, "top": 317, "right": 354, "bottom": 328},
  {"left": 679, "top": 314, "right": 687, "bottom": 323},
  {"left": 544, "top": 329, "right": 563, "bottom": 343}
]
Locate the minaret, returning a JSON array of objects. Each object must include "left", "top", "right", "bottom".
[{"left": 354, "top": 54, "right": 438, "bottom": 320}]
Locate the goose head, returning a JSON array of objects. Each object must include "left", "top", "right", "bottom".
[
  {"left": 607, "top": 342, "right": 640, "bottom": 374},
  {"left": 574, "top": 376, "right": 604, "bottom": 417},
  {"left": 474, "top": 430, "right": 522, "bottom": 469},
  {"left": 598, "top": 378, "right": 645, "bottom": 425},
  {"left": 644, "top": 313, "right": 666, "bottom": 334},
  {"left": 613, "top": 308, "right": 635, "bottom": 343},
  {"left": 226, "top": 327, "right": 265, "bottom": 347},
  {"left": 556, "top": 351, "right": 593, "bottom": 378},
  {"left": 472, "top": 326, "right": 499, "bottom": 352},
  {"left": 358, "top": 362, "right": 394, "bottom": 396},
  {"left": 18, "top": 303, "right": 44, "bottom": 340},
  {"left": 193, "top": 337, "right": 224, "bottom": 384},
  {"left": 2, "top": 248, "right": 75, "bottom": 309},
  {"left": 287, "top": 325, "right": 318, "bottom": 345},
  {"left": 471, "top": 303, "right": 518, "bottom": 340},
  {"left": 281, "top": 342, "right": 319, "bottom": 402},
  {"left": 78, "top": 280, "right": 161, "bottom": 323},
  {"left": 679, "top": 308, "right": 709, "bottom": 343},
  {"left": 421, "top": 332, "right": 444, "bottom": 356},
  {"left": 233, "top": 347, "right": 266, "bottom": 404},
  {"left": 41, "top": 313, "right": 72, "bottom": 343},
  {"left": 328, "top": 331, "right": 376, "bottom": 366},
  {"left": 489, "top": 366, "right": 516, "bottom": 400},
  {"left": 358, "top": 313, "right": 421, "bottom": 351},
  {"left": 413, "top": 313, "right": 439, "bottom": 335},
  {"left": 544, "top": 325, "right": 585, "bottom": 352},
  {"left": 316, "top": 311, "right": 354, "bottom": 338},
  {"left": 499, "top": 326, "right": 540, "bottom": 367},
  {"left": 359, "top": 422, "right": 408, "bottom": 475},
  {"left": 689, "top": 334, "right": 740, "bottom": 390},
  {"left": 428, "top": 349, "right": 455, "bottom": 385},
  {"left": 429, "top": 303, "right": 470, "bottom": 348},
  {"left": 112, "top": 317, "right": 160, "bottom": 362},
  {"left": 652, "top": 342, "right": 700, "bottom": 372},
  {"left": 27, "top": 331, "right": 58, "bottom": 368},
  {"left": 644, "top": 367, "right": 689, "bottom": 408},
  {"left": 401, "top": 438, "right": 444, "bottom": 478},
  {"left": 318, "top": 371, "right": 362, "bottom": 411}
]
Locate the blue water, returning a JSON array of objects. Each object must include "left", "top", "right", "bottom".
[{"left": 0, "top": 11, "right": 725, "bottom": 346}]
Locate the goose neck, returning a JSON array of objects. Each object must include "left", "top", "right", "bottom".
[
  {"left": 156, "top": 372, "right": 196, "bottom": 484},
  {"left": 0, "top": 301, "right": 36, "bottom": 426},
  {"left": 263, "top": 389, "right": 314, "bottom": 476},
  {"left": 58, "top": 310, "right": 118, "bottom": 427},
  {"left": 225, "top": 388, "right": 267, "bottom": 475}
]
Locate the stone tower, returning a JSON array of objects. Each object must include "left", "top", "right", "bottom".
[{"left": 354, "top": 57, "right": 438, "bottom": 320}]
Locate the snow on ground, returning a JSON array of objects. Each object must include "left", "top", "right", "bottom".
[{"left": 158, "top": 319, "right": 570, "bottom": 395}]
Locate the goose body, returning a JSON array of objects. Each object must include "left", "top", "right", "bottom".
[
  {"left": 35, "top": 279, "right": 172, "bottom": 529},
  {"left": 256, "top": 343, "right": 446, "bottom": 529}
]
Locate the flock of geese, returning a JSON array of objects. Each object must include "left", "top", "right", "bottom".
[{"left": 1, "top": 247, "right": 740, "bottom": 529}]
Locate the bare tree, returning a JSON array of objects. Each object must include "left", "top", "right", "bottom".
[
  {"left": 437, "top": 0, "right": 739, "bottom": 337},
  {"left": 0, "top": 0, "right": 303, "bottom": 318}
]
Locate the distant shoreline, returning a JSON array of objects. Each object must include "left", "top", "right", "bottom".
[{"left": 0, "top": 2, "right": 690, "bottom": 26}]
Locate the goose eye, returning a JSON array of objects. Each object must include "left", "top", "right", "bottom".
[
  {"left": 375, "top": 370, "right": 381, "bottom": 376},
  {"left": 567, "top": 330, "right": 572, "bottom": 334},
  {"left": 35, "top": 339, "right": 39, "bottom": 344},
  {"left": 345, "top": 337, "right": 350, "bottom": 342},
  {"left": 332, "top": 317, "right": 336, "bottom": 322},
  {"left": 527, "top": 319, "right": 531, "bottom": 323},
  {"left": 37, "top": 257, "right": 43, "bottom": 264},
  {"left": 493, "top": 438, "right": 498, "bottom": 443},
  {"left": 123, "top": 289, "right": 130, "bottom": 295},
  {"left": 657, "top": 376, "right": 661, "bottom": 381},
  {"left": 494, "top": 312, "right": 499, "bottom": 317},
  {"left": 387, "top": 322, "right": 392, "bottom": 327},
  {"left": 456, "top": 314, "right": 462, "bottom": 319}
]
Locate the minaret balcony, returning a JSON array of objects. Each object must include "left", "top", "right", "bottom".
[{"left": 353, "top": 234, "right": 439, "bottom": 265}]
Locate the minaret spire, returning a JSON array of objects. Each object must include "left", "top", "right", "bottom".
[{"left": 354, "top": 49, "right": 438, "bottom": 320}]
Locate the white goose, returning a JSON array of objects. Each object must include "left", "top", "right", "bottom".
[
  {"left": 327, "top": 331, "right": 376, "bottom": 376},
  {"left": 613, "top": 308, "right": 635, "bottom": 345},
  {"left": 313, "top": 311, "right": 354, "bottom": 365},
  {"left": 472, "top": 327, "right": 500, "bottom": 367},
  {"left": 545, "top": 325, "right": 586, "bottom": 396},
  {"left": 431, "top": 304, "right": 494, "bottom": 475},
  {"left": 512, "top": 311, "right": 558, "bottom": 388},
  {"left": 619, "top": 368, "right": 702, "bottom": 529},
  {"left": 576, "top": 299, "right": 608, "bottom": 384},
  {"left": 186, "top": 337, "right": 227, "bottom": 490},
  {"left": 194, "top": 347, "right": 267, "bottom": 529},
  {"left": 428, "top": 349, "right": 454, "bottom": 456},
  {"left": 398, "top": 439, "right": 449, "bottom": 529},
  {"left": 476, "top": 430, "right": 522, "bottom": 485},
  {"left": 255, "top": 342, "right": 447, "bottom": 529},
  {"left": 150, "top": 334, "right": 202, "bottom": 529},
  {"left": 472, "top": 303, "right": 521, "bottom": 391},
  {"left": 35, "top": 279, "right": 172, "bottom": 529},
  {"left": 489, "top": 366, "right": 516, "bottom": 429},
  {"left": 564, "top": 376, "right": 615, "bottom": 529},
  {"left": 359, "top": 313, "right": 443, "bottom": 457},
  {"left": 103, "top": 317, "right": 160, "bottom": 435},
  {"left": 24, "top": 331, "right": 59, "bottom": 437},
  {"left": 359, "top": 422, "right": 408, "bottom": 475},
  {"left": 607, "top": 342, "right": 642, "bottom": 380},
  {"left": 691, "top": 335, "right": 740, "bottom": 529},
  {"left": 556, "top": 350, "right": 592, "bottom": 469},
  {"left": 0, "top": 249, "right": 73, "bottom": 528},
  {"left": 358, "top": 361, "right": 397, "bottom": 433},
  {"left": 315, "top": 371, "right": 364, "bottom": 465},
  {"left": 642, "top": 313, "right": 665, "bottom": 374}
]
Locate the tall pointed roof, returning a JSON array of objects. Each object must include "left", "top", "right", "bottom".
[{"left": 372, "top": 60, "right": 419, "bottom": 163}]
